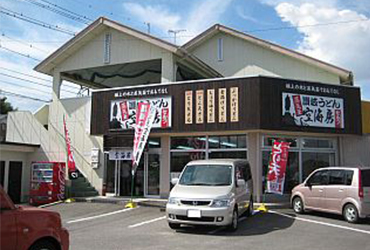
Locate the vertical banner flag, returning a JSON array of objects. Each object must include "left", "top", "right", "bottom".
[
  {"left": 63, "top": 116, "right": 78, "bottom": 179},
  {"left": 266, "top": 141, "right": 290, "bottom": 194},
  {"left": 132, "top": 102, "right": 156, "bottom": 173}
]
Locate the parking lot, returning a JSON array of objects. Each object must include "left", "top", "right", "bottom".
[{"left": 47, "top": 202, "right": 370, "bottom": 250}]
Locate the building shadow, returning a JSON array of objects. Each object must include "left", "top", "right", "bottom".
[{"left": 174, "top": 212, "right": 295, "bottom": 236}]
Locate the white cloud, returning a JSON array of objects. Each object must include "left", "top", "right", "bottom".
[
  {"left": 123, "top": 3, "right": 181, "bottom": 34},
  {"left": 123, "top": 0, "right": 233, "bottom": 44},
  {"left": 275, "top": 3, "right": 370, "bottom": 98}
]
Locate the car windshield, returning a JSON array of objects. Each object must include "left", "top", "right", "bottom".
[{"left": 179, "top": 164, "right": 232, "bottom": 186}]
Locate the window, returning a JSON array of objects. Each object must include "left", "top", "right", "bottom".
[
  {"left": 179, "top": 165, "right": 232, "bottom": 186},
  {"left": 0, "top": 161, "right": 4, "bottom": 187},
  {"left": 307, "top": 170, "right": 329, "bottom": 186},
  {"left": 170, "top": 135, "right": 247, "bottom": 175},
  {"left": 217, "top": 38, "right": 223, "bottom": 61},
  {"left": 328, "top": 170, "right": 346, "bottom": 185},
  {"left": 302, "top": 152, "right": 335, "bottom": 179},
  {"left": 302, "top": 139, "right": 334, "bottom": 149},
  {"left": 209, "top": 135, "right": 246, "bottom": 149},
  {"left": 236, "top": 162, "right": 251, "bottom": 182},
  {"left": 263, "top": 137, "right": 298, "bottom": 148},
  {"left": 171, "top": 137, "right": 206, "bottom": 150},
  {"left": 361, "top": 170, "right": 370, "bottom": 187}
]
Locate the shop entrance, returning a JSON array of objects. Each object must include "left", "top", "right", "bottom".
[{"left": 106, "top": 150, "right": 160, "bottom": 197}]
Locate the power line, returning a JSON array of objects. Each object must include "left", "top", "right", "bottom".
[
  {"left": 0, "top": 67, "right": 80, "bottom": 90},
  {"left": 1, "top": 32, "right": 50, "bottom": 54},
  {"left": 0, "top": 66, "right": 51, "bottom": 82},
  {"left": 39, "top": 0, "right": 92, "bottom": 21},
  {"left": 0, "top": 79, "right": 51, "bottom": 94},
  {"left": 0, "top": 7, "right": 76, "bottom": 36},
  {"left": 244, "top": 18, "right": 370, "bottom": 33},
  {"left": 21, "top": 0, "right": 91, "bottom": 25},
  {"left": 0, "top": 44, "right": 42, "bottom": 62},
  {"left": 0, "top": 89, "right": 50, "bottom": 102},
  {"left": 0, "top": 72, "right": 78, "bottom": 94}
]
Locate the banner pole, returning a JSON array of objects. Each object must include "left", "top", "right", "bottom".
[{"left": 126, "top": 164, "right": 137, "bottom": 208}]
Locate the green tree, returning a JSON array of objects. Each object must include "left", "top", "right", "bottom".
[{"left": 0, "top": 97, "right": 17, "bottom": 114}]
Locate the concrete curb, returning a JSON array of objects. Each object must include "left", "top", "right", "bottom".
[{"left": 69, "top": 196, "right": 291, "bottom": 209}]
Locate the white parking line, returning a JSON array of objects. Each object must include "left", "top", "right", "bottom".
[
  {"left": 128, "top": 216, "right": 166, "bottom": 228},
  {"left": 67, "top": 207, "right": 136, "bottom": 224},
  {"left": 269, "top": 210, "right": 370, "bottom": 235}
]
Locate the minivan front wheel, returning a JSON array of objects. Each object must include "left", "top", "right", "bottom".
[
  {"left": 343, "top": 204, "right": 359, "bottom": 223},
  {"left": 293, "top": 197, "right": 304, "bottom": 214},
  {"left": 227, "top": 209, "right": 238, "bottom": 232}
]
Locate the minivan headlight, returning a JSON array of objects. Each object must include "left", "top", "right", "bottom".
[
  {"left": 168, "top": 197, "right": 180, "bottom": 205},
  {"left": 211, "top": 199, "right": 231, "bottom": 208}
]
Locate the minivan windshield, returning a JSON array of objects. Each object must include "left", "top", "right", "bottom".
[{"left": 179, "top": 165, "right": 232, "bottom": 186}]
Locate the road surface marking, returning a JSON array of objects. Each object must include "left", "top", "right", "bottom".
[
  {"left": 128, "top": 216, "right": 166, "bottom": 228},
  {"left": 67, "top": 207, "right": 136, "bottom": 224},
  {"left": 269, "top": 210, "right": 370, "bottom": 235}
]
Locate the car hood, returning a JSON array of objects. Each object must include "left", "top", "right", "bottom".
[{"left": 170, "top": 184, "right": 233, "bottom": 199}]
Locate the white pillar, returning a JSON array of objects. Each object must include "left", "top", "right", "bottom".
[
  {"left": 161, "top": 53, "right": 175, "bottom": 83},
  {"left": 248, "top": 132, "right": 262, "bottom": 202},
  {"left": 160, "top": 135, "right": 170, "bottom": 198},
  {"left": 52, "top": 71, "right": 62, "bottom": 101}
]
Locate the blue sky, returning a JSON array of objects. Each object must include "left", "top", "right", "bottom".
[{"left": 1, "top": 0, "right": 370, "bottom": 112}]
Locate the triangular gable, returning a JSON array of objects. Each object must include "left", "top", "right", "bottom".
[
  {"left": 182, "top": 24, "right": 352, "bottom": 84},
  {"left": 35, "top": 17, "right": 179, "bottom": 75}
]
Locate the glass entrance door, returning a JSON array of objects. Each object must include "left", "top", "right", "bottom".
[{"left": 144, "top": 151, "right": 161, "bottom": 197}]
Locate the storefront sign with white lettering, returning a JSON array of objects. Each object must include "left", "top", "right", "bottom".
[
  {"left": 219, "top": 88, "right": 227, "bottom": 123},
  {"left": 196, "top": 90, "right": 204, "bottom": 124},
  {"left": 109, "top": 150, "right": 132, "bottom": 160},
  {"left": 109, "top": 97, "right": 171, "bottom": 130},
  {"left": 282, "top": 92, "right": 344, "bottom": 128},
  {"left": 185, "top": 91, "right": 193, "bottom": 124},
  {"left": 230, "top": 87, "right": 239, "bottom": 122}
]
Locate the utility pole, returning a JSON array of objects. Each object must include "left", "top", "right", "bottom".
[{"left": 168, "top": 29, "right": 186, "bottom": 45}]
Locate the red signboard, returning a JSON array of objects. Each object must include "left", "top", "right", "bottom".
[
  {"left": 120, "top": 101, "right": 129, "bottom": 120},
  {"left": 292, "top": 95, "right": 303, "bottom": 116},
  {"left": 266, "top": 141, "right": 290, "bottom": 195},
  {"left": 335, "top": 109, "right": 342, "bottom": 128},
  {"left": 161, "top": 108, "right": 169, "bottom": 128}
]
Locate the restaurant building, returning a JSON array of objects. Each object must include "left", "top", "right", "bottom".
[{"left": 3, "top": 17, "right": 368, "bottom": 202}]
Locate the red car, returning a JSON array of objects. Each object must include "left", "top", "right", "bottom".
[{"left": 0, "top": 185, "right": 69, "bottom": 250}]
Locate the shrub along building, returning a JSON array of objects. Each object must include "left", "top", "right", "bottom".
[{"left": 4, "top": 17, "right": 369, "bottom": 203}]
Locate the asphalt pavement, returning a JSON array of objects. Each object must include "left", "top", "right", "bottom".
[{"left": 47, "top": 202, "right": 370, "bottom": 250}]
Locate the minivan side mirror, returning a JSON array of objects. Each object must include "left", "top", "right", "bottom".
[
  {"left": 237, "top": 179, "right": 246, "bottom": 187},
  {"left": 171, "top": 178, "right": 179, "bottom": 185}
]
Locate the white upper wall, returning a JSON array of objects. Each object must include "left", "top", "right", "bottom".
[
  {"left": 189, "top": 32, "right": 341, "bottom": 84},
  {"left": 55, "top": 27, "right": 175, "bottom": 82}
]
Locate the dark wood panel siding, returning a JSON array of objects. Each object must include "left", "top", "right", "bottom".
[
  {"left": 91, "top": 76, "right": 362, "bottom": 136},
  {"left": 259, "top": 77, "right": 362, "bottom": 135}
]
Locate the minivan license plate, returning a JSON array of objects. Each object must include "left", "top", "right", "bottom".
[{"left": 188, "top": 210, "right": 201, "bottom": 218}]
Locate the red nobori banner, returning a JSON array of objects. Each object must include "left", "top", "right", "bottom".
[
  {"left": 266, "top": 141, "right": 290, "bottom": 195},
  {"left": 63, "top": 116, "right": 78, "bottom": 179},
  {"left": 132, "top": 102, "right": 156, "bottom": 171}
]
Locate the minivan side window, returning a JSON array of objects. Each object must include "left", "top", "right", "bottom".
[
  {"left": 307, "top": 170, "right": 329, "bottom": 186},
  {"left": 236, "top": 162, "right": 251, "bottom": 182},
  {"left": 328, "top": 170, "right": 346, "bottom": 185},
  {"left": 327, "top": 170, "right": 353, "bottom": 185}
]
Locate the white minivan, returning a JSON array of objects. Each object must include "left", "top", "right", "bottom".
[{"left": 166, "top": 159, "right": 253, "bottom": 231}]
